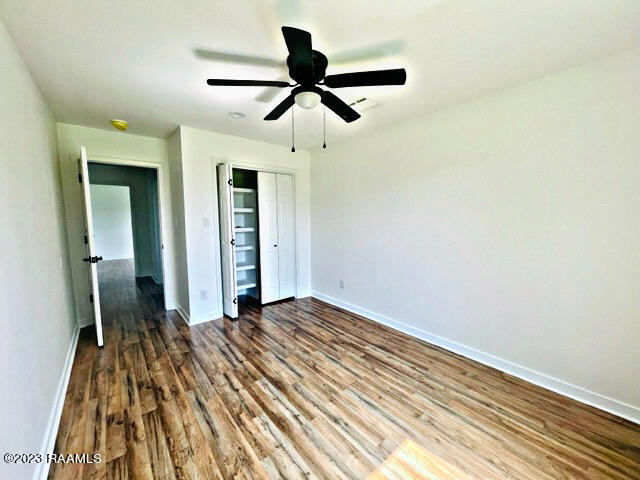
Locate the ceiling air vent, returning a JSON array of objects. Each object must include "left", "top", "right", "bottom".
[{"left": 348, "top": 97, "right": 378, "bottom": 112}]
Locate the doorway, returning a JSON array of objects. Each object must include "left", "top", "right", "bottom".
[
  {"left": 217, "top": 163, "right": 296, "bottom": 319},
  {"left": 87, "top": 162, "right": 165, "bottom": 314}
]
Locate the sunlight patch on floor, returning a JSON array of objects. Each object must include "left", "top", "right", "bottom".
[{"left": 368, "top": 439, "right": 472, "bottom": 480}]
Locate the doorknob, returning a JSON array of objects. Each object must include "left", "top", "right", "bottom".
[
  {"left": 82, "top": 256, "right": 103, "bottom": 264},
  {"left": 273, "top": 244, "right": 278, "bottom": 247}
]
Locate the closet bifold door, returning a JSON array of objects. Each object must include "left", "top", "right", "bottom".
[
  {"left": 217, "top": 163, "right": 238, "bottom": 318},
  {"left": 277, "top": 174, "right": 296, "bottom": 299},
  {"left": 258, "top": 172, "right": 280, "bottom": 304}
]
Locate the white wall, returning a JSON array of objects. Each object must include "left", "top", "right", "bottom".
[
  {"left": 0, "top": 21, "right": 77, "bottom": 480},
  {"left": 171, "top": 126, "right": 311, "bottom": 324},
  {"left": 90, "top": 184, "right": 134, "bottom": 260},
  {"left": 57, "top": 123, "right": 176, "bottom": 324},
  {"left": 311, "top": 49, "right": 640, "bottom": 420},
  {"left": 167, "top": 129, "right": 190, "bottom": 316}
]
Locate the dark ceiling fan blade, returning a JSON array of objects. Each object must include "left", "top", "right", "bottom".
[
  {"left": 207, "top": 79, "right": 291, "bottom": 87},
  {"left": 281, "top": 26, "right": 313, "bottom": 76},
  {"left": 321, "top": 91, "right": 361, "bottom": 123},
  {"left": 264, "top": 94, "right": 296, "bottom": 120},
  {"left": 194, "top": 49, "right": 284, "bottom": 68},
  {"left": 323, "top": 68, "right": 407, "bottom": 88}
]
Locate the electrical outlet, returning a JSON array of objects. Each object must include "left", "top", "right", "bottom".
[
  {"left": 339, "top": 280, "right": 345, "bottom": 289},
  {"left": 200, "top": 290, "right": 207, "bottom": 300}
]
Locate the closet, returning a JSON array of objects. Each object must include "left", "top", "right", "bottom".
[{"left": 217, "top": 163, "right": 296, "bottom": 318}]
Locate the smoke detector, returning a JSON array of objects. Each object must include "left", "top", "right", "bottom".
[{"left": 348, "top": 98, "right": 378, "bottom": 112}]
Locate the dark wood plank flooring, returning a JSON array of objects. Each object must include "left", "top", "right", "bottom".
[{"left": 49, "top": 259, "right": 640, "bottom": 479}]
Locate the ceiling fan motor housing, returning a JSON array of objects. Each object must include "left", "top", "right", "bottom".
[{"left": 287, "top": 50, "right": 328, "bottom": 86}]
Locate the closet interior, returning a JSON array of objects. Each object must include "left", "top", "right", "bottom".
[
  {"left": 232, "top": 168, "right": 259, "bottom": 299},
  {"left": 217, "top": 164, "right": 296, "bottom": 319}
]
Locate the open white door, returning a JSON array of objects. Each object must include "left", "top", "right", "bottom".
[
  {"left": 258, "top": 172, "right": 280, "bottom": 304},
  {"left": 78, "top": 146, "right": 104, "bottom": 347},
  {"left": 217, "top": 163, "right": 238, "bottom": 318}
]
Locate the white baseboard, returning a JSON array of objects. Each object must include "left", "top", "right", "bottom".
[
  {"left": 164, "top": 301, "right": 177, "bottom": 311},
  {"left": 175, "top": 305, "right": 222, "bottom": 326},
  {"left": 312, "top": 291, "right": 640, "bottom": 425},
  {"left": 189, "top": 309, "right": 223, "bottom": 325},
  {"left": 34, "top": 322, "right": 81, "bottom": 480},
  {"left": 77, "top": 316, "right": 92, "bottom": 328},
  {"left": 176, "top": 306, "right": 189, "bottom": 324}
]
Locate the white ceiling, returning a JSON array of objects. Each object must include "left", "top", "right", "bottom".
[{"left": 1, "top": 0, "right": 639, "bottom": 149}]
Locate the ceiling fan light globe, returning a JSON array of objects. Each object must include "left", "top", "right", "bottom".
[{"left": 294, "top": 91, "right": 321, "bottom": 109}]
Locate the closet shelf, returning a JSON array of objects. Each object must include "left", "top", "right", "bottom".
[
  {"left": 234, "top": 207, "right": 255, "bottom": 213},
  {"left": 234, "top": 187, "right": 256, "bottom": 193},
  {"left": 235, "top": 227, "right": 255, "bottom": 232},
  {"left": 237, "top": 282, "right": 257, "bottom": 290},
  {"left": 236, "top": 263, "right": 256, "bottom": 271},
  {"left": 235, "top": 245, "right": 254, "bottom": 251}
]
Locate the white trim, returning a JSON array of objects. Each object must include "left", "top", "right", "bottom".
[
  {"left": 188, "top": 310, "right": 223, "bottom": 325},
  {"left": 34, "top": 322, "right": 81, "bottom": 480},
  {"left": 176, "top": 305, "right": 189, "bottom": 324},
  {"left": 312, "top": 291, "right": 640, "bottom": 425},
  {"left": 175, "top": 306, "right": 222, "bottom": 326},
  {"left": 77, "top": 316, "right": 92, "bottom": 328}
]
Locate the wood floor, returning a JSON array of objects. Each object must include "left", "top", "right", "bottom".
[{"left": 49, "top": 259, "right": 640, "bottom": 479}]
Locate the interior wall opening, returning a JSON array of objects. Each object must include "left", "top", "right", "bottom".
[{"left": 87, "top": 162, "right": 165, "bottom": 311}]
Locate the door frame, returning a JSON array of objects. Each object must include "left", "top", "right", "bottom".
[
  {"left": 87, "top": 154, "right": 170, "bottom": 308},
  {"left": 212, "top": 160, "right": 299, "bottom": 308}
]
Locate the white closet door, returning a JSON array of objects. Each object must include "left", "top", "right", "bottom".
[
  {"left": 217, "top": 163, "right": 238, "bottom": 318},
  {"left": 258, "top": 172, "right": 280, "bottom": 304},
  {"left": 276, "top": 174, "right": 296, "bottom": 299}
]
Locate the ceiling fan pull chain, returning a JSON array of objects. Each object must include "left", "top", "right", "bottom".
[
  {"left": 323, "top": 105, "right": 327, "bottom": 149},
  {"left": 291, "top": 106, "right": 296, "bottom": 153}
]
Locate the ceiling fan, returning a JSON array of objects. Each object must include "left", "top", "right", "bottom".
[{"left": 206, "top": 26, "right": 407, "bottom": 123}]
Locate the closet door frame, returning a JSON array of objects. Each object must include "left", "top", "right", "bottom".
[{"left": 213, "top": 161, "right": 298, "bottom": 308}]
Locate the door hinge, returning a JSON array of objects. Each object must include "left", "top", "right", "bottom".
[
  {"left": 230, "top": 238, "right": 235, "bottom": 246},
  {"left": 227, "top": 179, "right": 233, "bottom": 186},
  {"left": 89, "top": 293, "right": 94, "bottom": 303},
  {"left": 84, "top": 234, "right": 88, "bottom": 245},
  {"left": 161, "top": 244, "right": 164, "bottom": 250},
  {"left": 233, "top": 298, "right": 237, "bottom": 305},
  {"left": 78, "top": 173, "right": 83, "bottom": 183}
]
